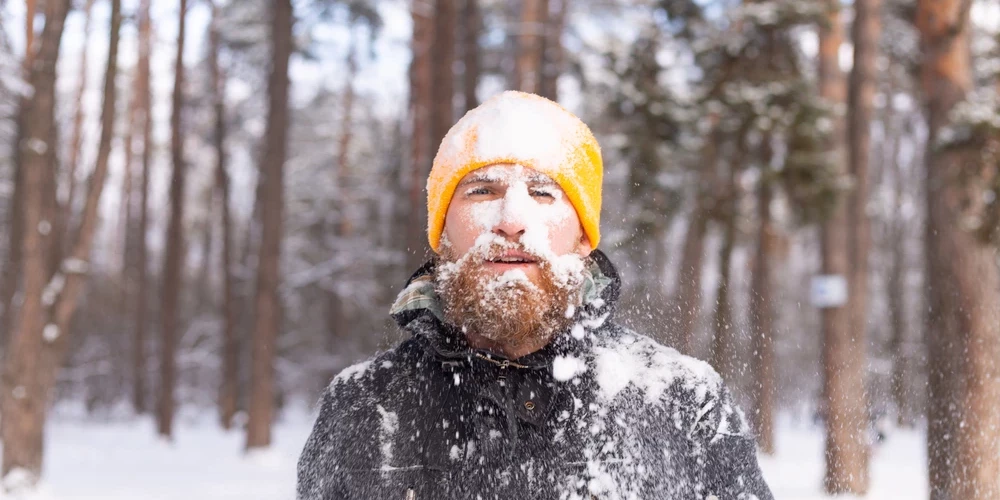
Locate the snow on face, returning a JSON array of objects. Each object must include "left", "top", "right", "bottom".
[{"left": 442, "top": 164, "right": 588, "bottom": 288}]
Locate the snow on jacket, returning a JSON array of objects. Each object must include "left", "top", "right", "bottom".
[{"left": 297, "top": 250, "right": 774, "bottom": 500}]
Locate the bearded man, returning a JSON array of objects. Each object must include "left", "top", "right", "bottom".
[{"left": 297, "top": 91, "right": 774, "bottom": 500}]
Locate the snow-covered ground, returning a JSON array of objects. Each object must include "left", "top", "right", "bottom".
[{"left": 4, "top": 410, "right": 925, "bottom": 499}]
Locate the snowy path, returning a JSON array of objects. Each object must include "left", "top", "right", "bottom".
[{"left": 8, "top": 412, "right": 925, "bottom": 499}]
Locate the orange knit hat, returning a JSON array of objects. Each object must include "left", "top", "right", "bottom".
[{"left": 426, "top": 91, "right": 603, "bottom": 253}]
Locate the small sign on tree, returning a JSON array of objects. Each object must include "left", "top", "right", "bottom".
[{"left": 811, "top": 275, "right": 848, "bottom": 308}]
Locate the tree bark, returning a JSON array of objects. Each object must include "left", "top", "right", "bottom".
[
  {"left": 63, "top": 0, "right": 96, "bottom": 233},
  {"left": 710, "top": 167, "right": 738, "bottom": 386},
  {"left": 673, "top": 210, "right": 707, "bottom": 356},
  {"left": 209, "top": 0, "right": 238, "bottom": 431},
  {"left": 23, "top": 0, "right": 36, "bottom": 71},
  {"left": 515, "top": 0, "right": 546, "bottom": 93},
  {"left": 0, "top": 0, "right": 71, "bottom": 483},
  {"left": 132, "top": 0, "right": 153, "bottom": 416},
  {"left": 461, "top": 0, "right": 481, "bottom": 112},
  {"left": 749, "top": 178, "right": 775, "bottom": 456},
  {"left": 406, "top": 0, "right": 434, "bottom": 272},
  {"left": 918, "top": 1, "right": 1000, "bottom": 498},
  {"left": 246, "top": 0, "right": 292, "bottom": 451},
  {"left": 539, "top": 0, "right": 567, "bottom": 100},
  {"left": 2, "top": 0, "right": 119, "bottom": 484},
  {"left": 819, "top": 0, "right": 880, "bottom": 492},
  {"left": 157, "top": 0, "right": 188, "bottom": 440}
]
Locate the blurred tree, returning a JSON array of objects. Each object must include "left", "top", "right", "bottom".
[
  {"left": 158, "top": 0, "right": 189, "bottom": 440},
  {"left": 132, "top": 0, "right": 154, "bottom": 416},
  {"left": 246, "top": 0, "right": 293, "bottom": 451},
  {"left": 919, "top": 1, "right": 1000, "bottom": 498},
  {"left": 208, "top": 0, "right": 238, "bottom": 431},
  {"left": 515, "top": 0, "right": 546, "bottom": 93},
  {"left": 2, "top": 0, "right": 120, "bottom": 485},
  {"left": 461, "top": 0, "right": 482, "bottom": 111}
]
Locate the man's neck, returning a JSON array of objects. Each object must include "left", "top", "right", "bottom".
[{"left": 464, "top": 331, "right": 550, "bottom": 360}]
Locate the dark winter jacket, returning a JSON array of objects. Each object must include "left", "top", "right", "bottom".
[{"left": 297, "top": 251, "right": 774, "bottom": 500}]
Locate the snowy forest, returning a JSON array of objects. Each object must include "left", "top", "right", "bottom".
[{"left": 0, "top": 0, "right": 998, "bottom": 498}]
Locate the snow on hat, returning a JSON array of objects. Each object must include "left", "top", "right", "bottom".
[{"left": 426, "top": 91, "right": 603, "bottom": 253}]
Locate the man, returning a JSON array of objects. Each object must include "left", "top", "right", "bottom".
[{"left": 297, "top": 91, "right": 774, "bottom": 499}]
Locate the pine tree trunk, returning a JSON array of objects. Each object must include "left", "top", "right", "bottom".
[
  {"left": 461, "top": 0, "right": 481, "bottom": 112},
  {"left": 430, "top": 0, "right": 456, "bottom": 165},
  {"left": 246, "top": 0, "right": 292, "bottom": 451},
  {"left": 515, "top": 0, "right": 546, "bottom": 93},
  {"left": 23, "top": 0, "right": 36, "bottom": 71},
  {"left": 0, "top": 0, "right": 71, "bottom": 484},
  {"left": 208, "top": 0, "right": 238, "bottom": 431},
  {"left": 749, "top": 180, "right": 775, "bottom": 455},
  {"left": 2, "top": 0, "right": 120, "bottom": 484},
  {"left": 819, "top": 0, "right": 880, "bottom": 492},
  {"left": 539, "top": 0, "right": 567, "bottom": 101},
  {"left": 673, "top": 211, "right": 707, "bottom": 356},
  {"left": 918, "top": 2, "right": 1000, "bottom": 498},
  {"left": 406, "top": 0, "right": 434, "bottom": 271},
  {"left": 886, "top": 106, "right": 913, "bottom": 428},
  {"left": 710, "top": 167, "right": 738, "bottom": 385},
  {"left": 132, "top": 0, "right": 153, "bottom": 416},
  {"left": 64, "top": 0, "right": 96, "bottom": 231},
  {"left": 158, "top": 0, "right": 188, "bottom": 440}
]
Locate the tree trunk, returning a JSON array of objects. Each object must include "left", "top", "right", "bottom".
[
  {"left": 515, "top": 0, "right": 546, "bottom": 93},
  {"left": 23, "top": 0, "right": 36, "bottom": 71},
  {"left": 819, "top": 0, "right": 880, "bottom": 492},
  {"left": 63, "top": 0, "right": 96, "bottom": 232},
  {"left": 209, "top": 0, "right": 238, "bottom": 431},
  {"left": 461, "top": 0, "right": 481, "bottom": 112},
  {"left": 132, "top": 0, "right": 153, "bottom": 416},
  {"left": 673, "top": 209, "right": 707, "bottom": 356},
  {"left": 2, "top": 0, "right": 119, "bottom": 485},
  {"left": 246, "top": 0, "right": 292, "bottom": 451},
  {"left": 539, "top": 0, "right": 567, "bottom": 100},
  {"left": 749, "top": 179, "right": 775, "bottom": 455},
  {"left": 710, "top": 167, "right": 738, "bottom": 386},
  {"left": 158, "top": 0, "right": 188, "bottom": 440},
  {"left": 0, "top": 0, "right": 71, "bottom": 484},
  {"left": 918, "top": 2, "right": 1000, "bottom": 498},
  {"left": 430, "top": 0, "right": 456, "bottom": 172},
  {"left": 406, "top": 0, "right": 434, "bottom": 272}
]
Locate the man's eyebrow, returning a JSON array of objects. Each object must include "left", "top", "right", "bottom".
[
  {"left": 458, "top": 174, "right": 495, "bottom": 186},
  {"left": 458, "top": 174, "right": 557, "bottom": 186}
]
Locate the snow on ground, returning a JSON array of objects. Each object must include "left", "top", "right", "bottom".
[
  {"left": 5, "top": 410, "right": 925, "bottom": 499},
  {"left": 760, "top": 419, "right": 927, "bottom": 499}
]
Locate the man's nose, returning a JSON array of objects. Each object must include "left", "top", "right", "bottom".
[{"left": 492, "top": 217, "right": 526, "bottom": 241}]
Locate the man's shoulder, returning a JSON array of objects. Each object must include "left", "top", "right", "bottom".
[
  {"left": 326, "top": 337, "right": 427, "bottom": 395},
  {"left": 589, "top": 326, "right": 724, "bottom": 407}
]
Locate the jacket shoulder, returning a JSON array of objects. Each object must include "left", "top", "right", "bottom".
[
  {"left": 590, "top": 327, "right": 724, "bottom": 408},
  {"left": 326, "top": 337, "right": 426, "bottom": 396}
]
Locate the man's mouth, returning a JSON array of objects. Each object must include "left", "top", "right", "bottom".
[{"left": 486, "top": 251, "right": 538, "bottom": 265}]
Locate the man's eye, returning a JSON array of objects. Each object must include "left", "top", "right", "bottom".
[
  {"left": 530, "top": 189, "right": 555, "bottom": 199},
  {"left": 467, "top": 187, "right": 491, "bottom": 196}
]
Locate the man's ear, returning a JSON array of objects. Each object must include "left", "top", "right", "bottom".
[{"left": 576, "top": 232, "right": 593, "bottom": 257}]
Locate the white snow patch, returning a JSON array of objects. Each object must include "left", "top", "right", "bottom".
[
  {"left": 43, "top": 324, "right": 59, "bottom": 343},
  {"left": 552, "top": 355, "right": 587, "bottom": 382},
  {"left": 331, "top": 360, "right": 373, "bottom": 387},
  {"left": 593, "top": 335, "right": 720, "bottom": 404},
  {"left": 376, "top": 405, "right": 399, "bottom": 465}
]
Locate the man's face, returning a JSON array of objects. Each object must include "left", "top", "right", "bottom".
[
  {"left": 435, "top": 164, "right": 592, "bottom": 353},
  {"left": 441, "top": 164, "right": 591, "bottom": 274}
]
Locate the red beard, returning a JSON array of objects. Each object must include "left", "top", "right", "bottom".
[{"left": 435, "top": 242, "right": 586, "bottom": 353}]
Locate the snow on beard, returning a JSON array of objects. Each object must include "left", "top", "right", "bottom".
[{"left": 436, "top": 167, "right": 589, "bottom": 349}]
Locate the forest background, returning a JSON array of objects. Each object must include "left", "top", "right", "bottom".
[{"left": 0, "top": 0, "right": 999, "bottom": 498}]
